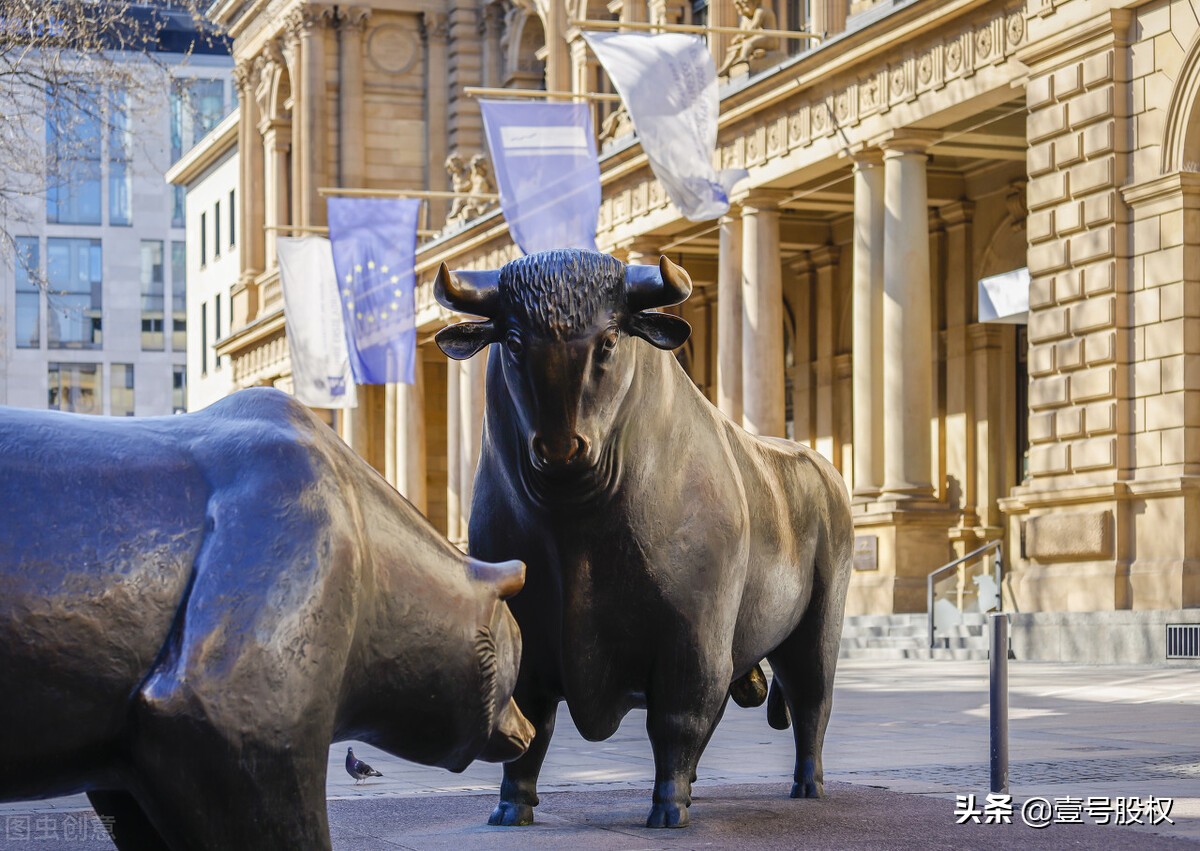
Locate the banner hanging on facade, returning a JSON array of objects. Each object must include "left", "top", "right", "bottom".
[
  {"left": 327, "top": 197, "right": 421, "bottom": 385},
  {"left": 584, "top": 32, "right": 748, "bottom": 222},
  {"left": 276, "top": 236, "right": 358, "bottom": 409},
  {"left": 479, "top": 100, "right": 601, "bottom": 254}
]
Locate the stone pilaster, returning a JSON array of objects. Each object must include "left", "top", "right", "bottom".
[
  {"left": 447, "top": 362, "right": 462, "bottom": 543},
  {"left": 421, "top": 12, "right": 451, "bottom": 224},
  {"left": 448, "top": 1, "right": 484, "bottom": 158},
  {"left": 338, "top": 8, "right": 370, "bottom": 188},
  {"left": 1002, "top": 11, "right": 1142, "bottom": 611},
  {"left": 397, "top": 362, "right": 428, "bottom": 514}
]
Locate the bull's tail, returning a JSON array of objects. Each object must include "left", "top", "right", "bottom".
[{"left": 767, "top": 675, "right": 791, "bottom": 730}]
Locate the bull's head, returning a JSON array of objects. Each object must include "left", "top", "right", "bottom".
[{"left": 434, "top": 249, "right": 691, "bottom": 501}]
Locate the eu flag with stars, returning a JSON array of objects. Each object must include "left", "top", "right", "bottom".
[{"left": 327, "top": 197, "right": 421, "bottom": 385}]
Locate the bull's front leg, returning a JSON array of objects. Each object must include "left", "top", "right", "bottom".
[
  {"left": 489, "top": 687, "right": 558, "bottom": 826},
  {"left": 644, "top": 665, "right": 731, "bottom": 828}
]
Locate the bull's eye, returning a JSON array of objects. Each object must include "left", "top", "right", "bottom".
[
  {"left": 599, "top": 329, "right": 619, "bottom": 357},
  {"left": 506, "top": 332, "right": 523, "bottom": 357}
]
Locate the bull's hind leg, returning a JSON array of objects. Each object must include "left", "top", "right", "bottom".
[
  {"left": 767, "top": 575, "right": 848, "bottom": 799},
  {"left": 489, "top": 687, "right": 558, "bottom": 826}
]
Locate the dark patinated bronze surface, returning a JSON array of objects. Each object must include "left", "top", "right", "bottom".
[
  {"left": 435, "top": 249, "right": 855, "bottom": 830},
  {"left": 0, "top": 388, "right": 533, "bottom": 850}
]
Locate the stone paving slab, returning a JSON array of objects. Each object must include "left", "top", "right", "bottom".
[{"left": 2, "top": 659, "right": 1197, "bottom": 848}]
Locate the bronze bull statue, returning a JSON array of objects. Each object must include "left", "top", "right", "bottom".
[
  {"left": 0, "top": 388, "right": 533, "bottom": 850},
  {"left": 435, "top": 249, "right": 854, "bottom": 829}
]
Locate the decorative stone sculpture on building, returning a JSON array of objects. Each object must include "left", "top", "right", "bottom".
[
  {"left": 716, "top": 0, "right": 783, "bottom": 78},
  {"left": 445, "top": 151, "right": 473, "bottom": 225},
  {"left": 463, "top": 153, "right": 499, "bottom": 219},
  {"left": 599, "top": 103, "right": 635, "bottom": 145},
  {"left": 0, "top": 389, "right": 533, "bottom": 851},
  {"left": 435, "top": 250, "right": 854, "bottom": 829}
]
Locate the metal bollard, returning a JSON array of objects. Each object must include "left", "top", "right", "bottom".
[{"left": 989, "top": 612, "right": 1009, "bottom": 794}]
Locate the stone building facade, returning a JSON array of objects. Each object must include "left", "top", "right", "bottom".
[{"left": 211, "top": 0, "right": 1200, "bottom": 634}]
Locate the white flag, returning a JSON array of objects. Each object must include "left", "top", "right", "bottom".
[
  {"left": 584, "top": 32, "right": 748, "bottom": 222},
  {"left": 277, "top": 236, "right": 358, "bottom": 409}
]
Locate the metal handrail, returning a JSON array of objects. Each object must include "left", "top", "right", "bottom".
[{"left": 927, "top": 540, "right": 1003, "bottom": 649}]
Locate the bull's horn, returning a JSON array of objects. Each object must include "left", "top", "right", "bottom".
[
  {"left": 434, "top": 263, "right": 502, "bottom": 318},
  {"left": 625, "top": 255, "right": 693, "bottom": 311},
  {"left": 468, "top": 558, "right": 526, "bottom": 600}
]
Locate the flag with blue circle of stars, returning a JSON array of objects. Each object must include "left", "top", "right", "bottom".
[{"left": 327, "top": 197, "right": 421, "bottom": 385}]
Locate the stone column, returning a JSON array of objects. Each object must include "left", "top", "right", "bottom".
[
  {"left": 741, "top": 192, "right": 785, "bottom": 437},
  {"left": 940, "top": 201, "right": 977, "bottom": 531},
  {"left": 260, "top": 117, "right": 291, "bottom": 269},
  {"left": 789, "top": 255, "right": 813, "bottom": 447},
  {"left": 708, "top": 0, "right": 736, "bottom": 68},
  {"left": 446, "top": 362, "right": 462, "bottom": 543},
  {"left": 812, "top": 244, "right": 840, "bottom": 465},
  {"left": 717, "top": 209, "right": 743, "bottom": 423},
  {"left": 810, "top": 0, "right": 847, "bottom": 37},
  {"left": 851, "top": 150, "right": 884, "bottom": 497},
  {"left": 544, "top": 0, "right": 571, "bottom": 92},
  {"left": 397, "top": 366, "right": 428, "bottom": 514},
  {"left": 459, "top": 349, "right": 488, "bottom": 536},
  {"left": 338, "top": 8, "right": 370, "bottom": 188},
  {"left": 881, "top": 132, "right": 939, "bottom": 498},
  {"left": 385, "top": 383, "right": 398, "bottom": 488}
]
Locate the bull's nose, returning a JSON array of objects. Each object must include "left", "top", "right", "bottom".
[{"left": 531, "top": 433, "right": 589, "bottom": 467}]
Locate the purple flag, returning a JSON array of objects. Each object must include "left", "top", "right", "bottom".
[
  {"left": 480, "top": 100, "right": 601, "bottom": 255},
  {"left": 327, "top": 197, "right": 420, "bottom": 385}
]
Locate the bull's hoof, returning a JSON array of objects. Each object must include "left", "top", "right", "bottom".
[
  {"left": 646, "top": 801, "right": 689, "bottom": 828},
  {"left": 488, "top": 801, "right": 534, "bottom": 826},
  {"left": 791, "top": 780, "right": 824, "bottom": 799}
]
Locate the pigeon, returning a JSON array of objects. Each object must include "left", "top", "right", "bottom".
[{"left": 345, "top": 747, "right": 383, "bottom": 784}]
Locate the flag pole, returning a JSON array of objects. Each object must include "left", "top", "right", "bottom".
[
  {"left": 317, "top": 187, "right": 500, "bottom": 201},
  {"left": 464, "top": 86, "right": 622, "bottom": 102},
  {"left": 265, "top": 223, "right": 441, "bottom": 238},
  {"left": 573, "top": 18, "right": 823, "bottom": 41}
]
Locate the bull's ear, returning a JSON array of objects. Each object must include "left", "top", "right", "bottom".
[
  {"left": 436, "top": 321, "right": 501, "bottom": 360},
  {"left": 627, "top": 312, "right": 691, "bottom": 350}
]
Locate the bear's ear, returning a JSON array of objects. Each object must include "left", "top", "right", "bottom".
[
  {"left": 627, "top": 312, "right": 691, "bottom": 351},
  {"left": 435, "top": 321, "right": 501, "bottom": 360}
]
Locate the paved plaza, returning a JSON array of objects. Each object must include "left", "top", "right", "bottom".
[{"left": 3, "top": 658, "right": 1198, "bottom": 848}]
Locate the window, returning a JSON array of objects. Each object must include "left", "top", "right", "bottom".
[
  {"left": 48, "top": 362, "right": 99, "bottom": 414},
  {"left": 200, "top": 211, "right": 207, "bottom": 266},
  {"left": 214, "top": 292, "right": 222, "bottom": 370},
  {"left": 46, "top": 238, "right": 102, "bottom": 349},
  {"left": 111, "top": 363, "right": 135, "bottom": 416},
  {"left": 14, "top": 237, "right": 40, "bottom": 348},
  {"left": 214, "top": 200, "right": 221, "bottom": 258},
  {"left": 46, "top": 85, "right": 102, "bottom": 225},
  {"left": 170, "top": 78, "right": 225, "bottom": 163},
  {"left": 141, "top": 240, "right": 165, "bottom": 350},
  {"left": 229, "top": 189, "right": 236, "bottom": 249},
  {"left": 173, "top": 365, "right": 187, "bottom": 414},
  {"left": 172, "top": 185, "right": 186, "bottom": 229},
  {"left": 108, "top": 89, "right": 131, "bottom": 226},
  {"left": 201, "top": 301, "right": 208, "bottom": 377},
  {"left": 171, "top": 241, "right": 186, "bottom": 351},
  {"left": 692, "top": 0, "right": 709, "bottom": 28}
]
